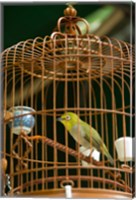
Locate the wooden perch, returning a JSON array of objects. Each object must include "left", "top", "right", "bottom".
[{"left": 26, "top": 134, "right": 109, "bottom": 166}]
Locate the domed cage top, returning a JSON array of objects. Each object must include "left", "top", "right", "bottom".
[{"left": 1, "top": 5, "right": 135, "bottom": 198}]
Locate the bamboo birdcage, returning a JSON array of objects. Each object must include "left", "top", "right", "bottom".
[{"left": 1, "top": 5, "right": 135, "bottom": 198}]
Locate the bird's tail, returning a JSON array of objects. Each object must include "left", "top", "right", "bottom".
[
  {"left": 106, "top": 152, "right": 114, "bottom": 165},
  {"left": 103, "top": 144, "right": 114, "bottom": 165}
]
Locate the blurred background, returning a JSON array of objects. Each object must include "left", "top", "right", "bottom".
[{"left": 2, "top": 2, "right": 135, "bottom": 50}]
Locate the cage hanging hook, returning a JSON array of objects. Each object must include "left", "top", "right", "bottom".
[
  {"left": 54, "top": 3, "right": 90, "bottom": 35},
  {"left": 60, "top": 179, "right": 74, "bottom": 188}
]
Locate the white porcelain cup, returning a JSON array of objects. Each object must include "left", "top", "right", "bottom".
[{"left": 115, "top": 137, "right": 134, "bottom": 162}]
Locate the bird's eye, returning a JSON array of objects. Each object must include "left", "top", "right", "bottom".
[{"left": 66, "top": 115, "right": 71, "bottom": 121}]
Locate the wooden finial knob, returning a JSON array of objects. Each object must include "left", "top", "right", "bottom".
[{"left": 64, "top": 5, "right": 77, "bottom": 17}]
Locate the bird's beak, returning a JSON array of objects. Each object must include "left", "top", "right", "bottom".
[{"left": 57, "top": 117, "right": 62, "bottom": 122}]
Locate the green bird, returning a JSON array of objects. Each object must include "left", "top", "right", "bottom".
[{"left": 57, "top": 112, "right": 114, "bottom": 165}]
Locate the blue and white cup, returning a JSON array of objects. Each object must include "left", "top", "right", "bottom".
[{"left": 8, "top": 106, "right": 36, "bottom": 135}]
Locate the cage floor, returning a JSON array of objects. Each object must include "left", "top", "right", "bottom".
[{"left": 16, "top": 188, "right": 132, "bottom": 198}]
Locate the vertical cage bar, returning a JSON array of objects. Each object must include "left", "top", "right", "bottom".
[
  {"left": 53, "top": 36, "right": 57, "bottom": 189},
  {"left": 87, "top": 35, "right": 93, "bottom": 188},
  {"left": 4, "top": 52, "right": 8, "bottom": 154},
  {"left": 99, "top": 40, "right": 105, "bottom": 189},
  {"left": 31, "top": 40, "right": 35, "bottom": 192},
  {"left": 41, "top": 38, "right": 46, "bottom": 191},
  {"left": 76, "top": 36, "right": 81, "bottom": 189},
  {"left": 3, "top": 52, "right": 8, "bottom": 195},
  {"left": 34, "top": 94, "right": 38, "bottom": 192},
  {"left": 20, "top": 51, "right": 24, "bottom": 193},
  {"left": 92, "top": 86, "right": 101, "bottom": 188},
  {"left": 11, "top": 48, "right": 16, "bottom": 192},
  {"left": 111, "top": 42, "right": 117, "bottom": 191},
  {"left": 64, "top": 35, "right": 69, "bottom": 186},
  {"left": 120, "top": 41, "right": 128, "bottom": 192}
]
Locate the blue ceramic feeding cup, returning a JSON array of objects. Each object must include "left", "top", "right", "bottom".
[{"left": 8, "top": 106, "right": 36, "bottom": 135}]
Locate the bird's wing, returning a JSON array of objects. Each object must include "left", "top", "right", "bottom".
[
  {"left": 81, "top": 122, "right": 103, "bottom": 151},
  {"left": 81, "top": 122, "right": 114, "bottom": 165}
]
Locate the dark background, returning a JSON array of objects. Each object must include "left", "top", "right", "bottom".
[{"left": 2, "top": 2, "right": 135, "bottom": 50}]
